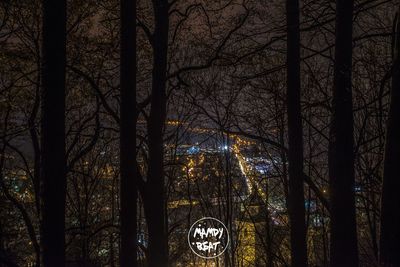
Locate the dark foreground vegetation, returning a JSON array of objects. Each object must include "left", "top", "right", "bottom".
[{"left": 1, "top": 0, "right": 400, "bottom": 266}]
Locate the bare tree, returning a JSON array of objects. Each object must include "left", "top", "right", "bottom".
[
  {"left": 328, "top": 0, "right": 359, "bottom": 266},
  {"left": 119, "top": 0, "right": 138, "bottom": 266},
  {"left": 142, "top": 0, "right": 169, "bottom": 266},
  {"left": 286, "top": 0, "right": 308, "bottom": 266},
  {"left": 40, "top": 0, "right": 67, "bottom": 266},
  {"left": 380, "top": 5, "right": 400, "bottom": 267}
]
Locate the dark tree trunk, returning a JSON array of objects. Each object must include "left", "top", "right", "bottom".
[
  {"left": 379, "top": 7, "right": 400, "bottom": 267},
  {"left": 286, "top": 0, "right": 308, "bottom": 266},
  {"left": 143, "top": 0, "right": 169, "bottom": 266},
  {"left": 328, "top": 0, "right": 359, "bottom": 266},
  {"left": 40, "top": 0, "right": 67, "bottom": 266},
  {"left": 119, "top": 0, "right": 137, "bottom": 266}
]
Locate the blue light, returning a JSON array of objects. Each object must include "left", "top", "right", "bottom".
[{"left": 187, "top": 146, "right": 200, "bottom": 154}]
